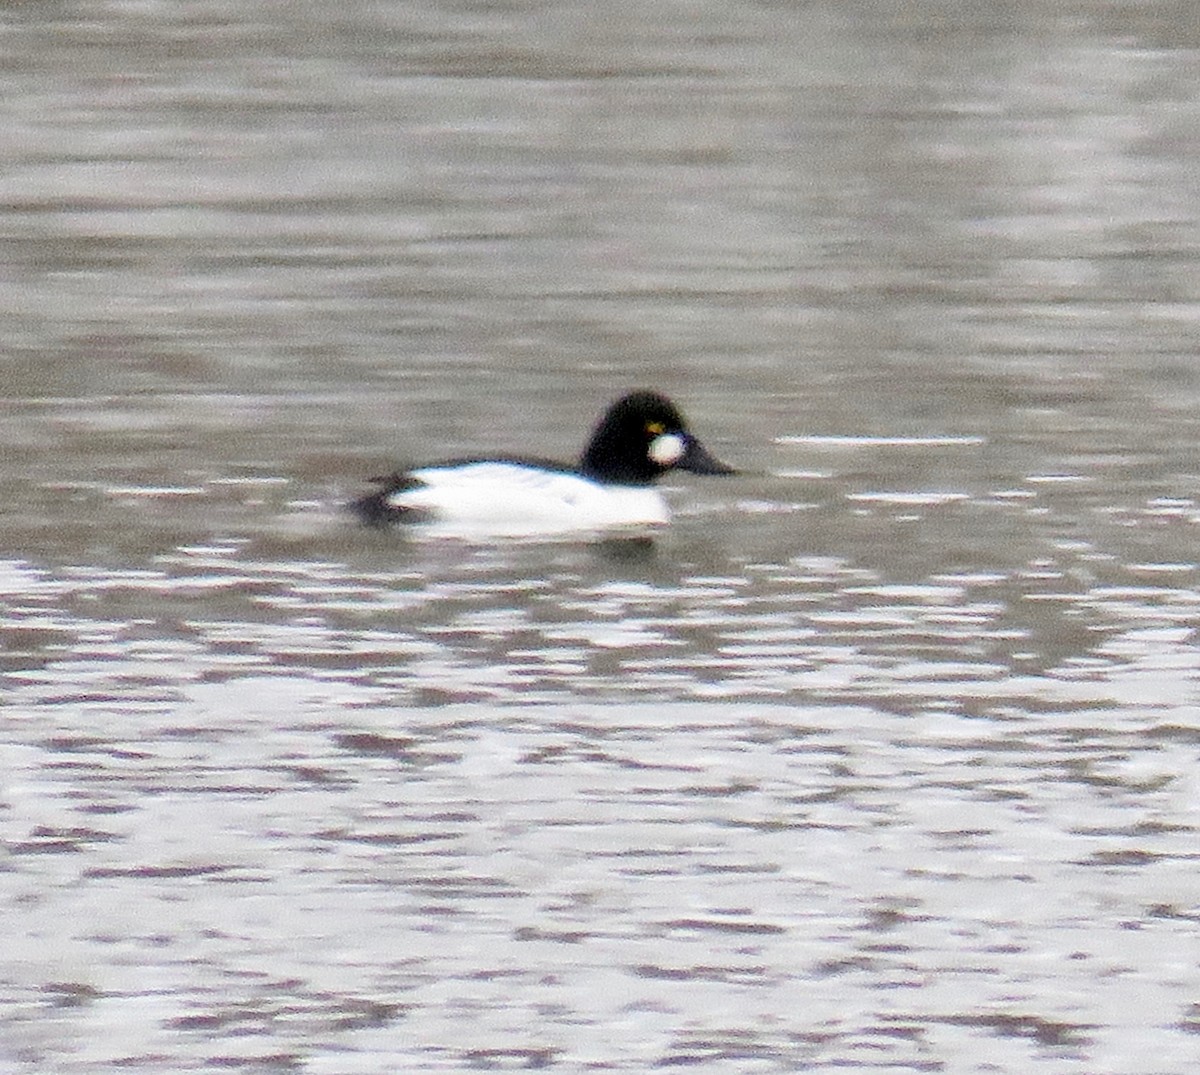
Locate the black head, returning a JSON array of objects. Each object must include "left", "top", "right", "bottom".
[{"left": 578, "top": 391, "right": 736, "bottom": 485}]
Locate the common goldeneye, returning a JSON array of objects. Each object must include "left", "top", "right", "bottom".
[{"left": 353, "top": 391, "right": 735, "bottom": 537}]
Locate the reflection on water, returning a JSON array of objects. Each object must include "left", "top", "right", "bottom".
[
  {"left": 4, "top": 686, "right": 1200, "bottom": 1071},
  {"left": 4, "top": 506, "right": 1200, "bottom": 712},
  {"left": 4, "top": 469, "right": 1200, "bottom": 1071},
  {"left": 4, "top": 0, "right": 1200, "bottom": 1071}
]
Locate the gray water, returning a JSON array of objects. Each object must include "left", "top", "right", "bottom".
[{"left": 4, "top": 1, "right": 1200, "bottom": 1071}]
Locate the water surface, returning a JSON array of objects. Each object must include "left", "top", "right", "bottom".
[{"left": 3, "top": 1, "right": 1200, "bottom": 1071}]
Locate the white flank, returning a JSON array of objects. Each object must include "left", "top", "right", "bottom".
[{"left": 389, "top": 462, "right": 671, "bottom": 538}]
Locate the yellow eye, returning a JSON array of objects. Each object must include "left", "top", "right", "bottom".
[{"left": 646, "top": 421, "right": 665, "bottom": 435}]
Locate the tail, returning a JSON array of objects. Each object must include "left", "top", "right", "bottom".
[{"left": 350, "top": 472, "right": 425, "bottom": 527}]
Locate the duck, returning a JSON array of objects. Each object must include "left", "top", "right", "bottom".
[{"left": 352, "top": 390, "right": 735, "bottom": 538}]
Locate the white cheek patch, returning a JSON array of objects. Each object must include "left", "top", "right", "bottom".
[{"left": 648, "top": 432, "right": 685, "bottom": 466}]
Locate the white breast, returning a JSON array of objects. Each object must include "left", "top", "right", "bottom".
[{"left": 389, "top": 462, "right": 671, "bottom": 538}]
